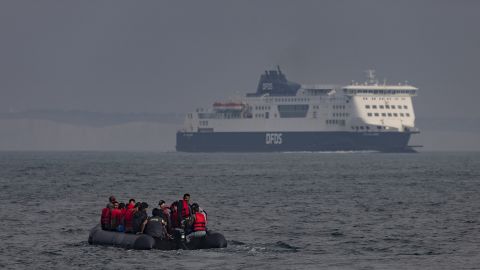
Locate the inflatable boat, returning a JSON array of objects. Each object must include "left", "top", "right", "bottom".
[{"left": 88, "top": 225, "right": 227, "bottom": 250}]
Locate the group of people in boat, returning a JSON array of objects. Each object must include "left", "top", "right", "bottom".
[{"left": 100, "top": 193, "right": 207, "bottom": 242}]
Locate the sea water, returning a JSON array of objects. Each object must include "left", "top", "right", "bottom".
[{"left": 0, "top": 152, "right": 479, "bottom": 269}]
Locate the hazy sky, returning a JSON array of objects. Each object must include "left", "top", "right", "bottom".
[{"left": 1, "top": 0, "right": 480, "bottom": 120}]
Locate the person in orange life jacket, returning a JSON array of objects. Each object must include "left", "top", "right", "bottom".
[
  {"left": 133, "top": 202, "right": 149, "bottom": 234},
  {"left": 124, "top": 202, "right": 140, "bottom": 233},
  {"left": 186, "top": 203, "right": 207, "bottom": 243},
  {"left": 188, "top": 203, "right": 207, "bottom": 226},
  {"left": 158, "top": 200, "right": 172, "bottom": 233},
  {"left": 110, "top": 202, "right": 124, "bottom": 232},
  {"left": 127, "top": 198, "right": 136, "bottom": 210},
  {"left": 144, "top": 208, "right": 169, "bottom": 240},
  {"left": 100, "top": 203, "right": 113, "bottom": 230}
]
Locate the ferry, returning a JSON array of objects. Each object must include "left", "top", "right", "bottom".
[{"left": 176, "top": 67, "right": 419, "bottom": 152}]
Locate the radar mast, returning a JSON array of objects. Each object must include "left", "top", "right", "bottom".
[{"left": 365, "top": 69, "right": 378, "bottom": 85}]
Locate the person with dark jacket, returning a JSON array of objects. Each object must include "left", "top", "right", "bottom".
[
  {"left": 158, "top": 200, "right": 172, "bottom": 233},
  {"left": 171, "top": 194, "right": 192, "bottom": 230},
  {"left": 170, "top": 201, "right": 179, "bottom": 228},
  {"left": 132, "top": 202, "right": 149, "bottom": 234},
  {"left": 144, "top": 208, "right": 168, "bottom": 239}
]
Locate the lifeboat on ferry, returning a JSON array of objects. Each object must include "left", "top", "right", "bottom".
[
  {"left": 213, "top": 102, "right": 244, "bottom": 111},
  {"left": 88, "top": 225, "right": 227, "bottom": 250}
]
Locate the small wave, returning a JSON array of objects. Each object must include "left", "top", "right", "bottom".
[
  {"left": 40, "top": 250, "right": 62, "bottom": 256},
  {"left": 331, "top": 231, "right": 344, "bottom": 237},
  {"left": 272, "top": 241, "right": 300, "bottom": 252},
  {"left": 61, "top": 228, "right": 85, "bottom": 234},
  {"left": 228, "top": 240, "right": 246, "bottom": 246},
  {"left": 65, "top": 241, "right": 89, "bottom": 247}
]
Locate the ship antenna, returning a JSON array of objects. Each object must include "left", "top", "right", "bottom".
[
  {"left": 277, "top": 65, "right": 282, "bottom": 75},
  {"left": 365, "top": 69, "right": 378, "bottom": 85}
]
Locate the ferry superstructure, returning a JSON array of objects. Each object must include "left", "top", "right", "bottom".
[{"left": 176, "top": 67, "right": 419, "bottom": 152}]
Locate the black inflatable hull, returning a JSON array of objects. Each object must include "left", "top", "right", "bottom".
[{"left": 88, "top": 225, "right": 227, "bottom": 250}]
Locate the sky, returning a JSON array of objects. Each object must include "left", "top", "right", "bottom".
[{"left": 0, "top": 0, "right": 479, "bottom": 150}]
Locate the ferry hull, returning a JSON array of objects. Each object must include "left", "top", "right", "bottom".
[{"left": 176, "top": 131, "right": 416, "bottom": 153}]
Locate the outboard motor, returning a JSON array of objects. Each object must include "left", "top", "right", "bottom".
[{"left": 173, "top": 228, "right": 188, "bottom": 249}]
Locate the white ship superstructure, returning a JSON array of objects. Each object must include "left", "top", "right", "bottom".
[{"left": 177, "top": 67, "right": 419, "bottom": 152}]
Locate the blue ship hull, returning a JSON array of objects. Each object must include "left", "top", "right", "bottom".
[{"left": 176, "top": 131, "right": 417, "bottom": 153}]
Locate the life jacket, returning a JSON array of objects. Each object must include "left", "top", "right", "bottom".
[
  {"left": 193, "top": 212, "right": 206, "bottom": 232},
  {"left": 101, "top": 207, "right": 111, "bottom": 230},
  {"left": 180, "top": 200, "right": 190, "bottom": 219},
  {"left": 124, "top": 208, "right": 136, "bottom": 232},
  {"left": 110, "top": 208, "right": 122, "bottom": 229}
]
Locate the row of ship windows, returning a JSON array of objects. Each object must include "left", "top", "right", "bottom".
[
  {"left": 261, "top": 97, "right": 345, "bottom": 104},
  {"left": 367, "top": 112, "right": 410, "bottom": 117},
  {"left": 255, "top": 106, "right": 271, "bottom": 110},
  {"left": 272, "top": 98, "right": 310, "bottom": 102},
  {"left": 199, "top": 120, "right": 209, "bottom": 126},
  {"left": 256, "top": 105, "right": 350, "bottom": 111},
  {"left": 333, "top": 113, "right": 349, "bottom": 117},
  {"left": 351, "top": 126, "right": 387, "bottom": 130},
  {"left": 326, "top": 119, "right": 346, "bottom": 126},
  {"left": 366, "top": 105, "right": 408, "bottom": 109},
  {"left": 361, "top": 97, "right": 408, "bottom": 100}
]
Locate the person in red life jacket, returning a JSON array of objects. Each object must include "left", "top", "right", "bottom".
[
  {"left": 124, "top": 202, "right": 140, "bottom": 233},
  {"left": 175, "top": 193, "right": 192, "bottom": 231},
  {"left": 100, "top": 203, "right": 113, "bottom": 230},
  {"left": 180, "top": 193, "right": 192, "bottom": 219},
  {"left": 186, "top": 203, "right": 207, "bottom": 243},
  {"left": 117, "top": 202, "right": 126, "bottom": 232},
  {"left": 170, "top": 194, "right": 192, "bottom": 230},
  {"left": 110, "top": 202, "right": 123, "bottom": 232},
  {"left": 127, "top": 198, "right": 136, "bottom": 210}
]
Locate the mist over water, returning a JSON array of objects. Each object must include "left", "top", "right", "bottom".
[
  {"left": 1, "top": 152, "right": 479, "bottom": 269},
  {"left": 1, "top": 1, "right": 480, "bottom": 151}
]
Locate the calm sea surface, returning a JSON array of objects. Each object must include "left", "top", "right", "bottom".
[{"left": 0, "top": 152, "right": 479, "bottom": 269}]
